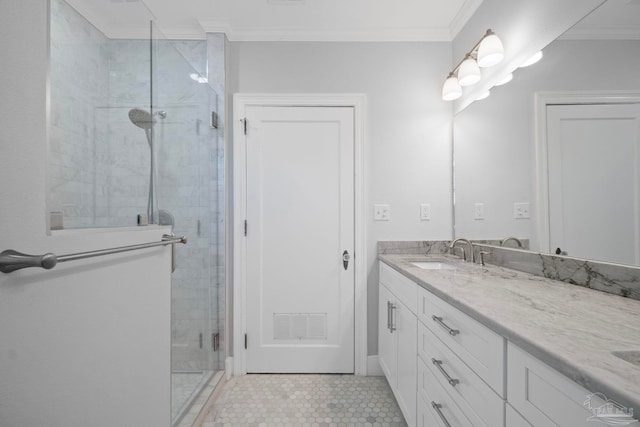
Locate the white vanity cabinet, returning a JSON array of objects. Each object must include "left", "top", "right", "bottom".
[
  {"left": 508, "top": 342, "right": 607, "bottom": 426},
  {"left": 378, "top": 258, "right": 634, "bottom": 427},
  {"left": 378, "top": 264, "right": 418, "bottom": 427},
  {"left": 416, "top": 286, "right": 505, "bottom": 426}
]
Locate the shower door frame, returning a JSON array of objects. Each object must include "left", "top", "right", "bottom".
[{"left": 232, "top": 93, "right": 368, "bottom": 376}]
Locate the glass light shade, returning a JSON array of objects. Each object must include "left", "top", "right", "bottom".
[
  {"left": 442, "top": 76, "right": 462, "bottom": 101},
  {"left": 495, "top": 73, "right": 513, "bottom": 86},
  {"left": 458, "top": 58, "right": 481, "bottom": 86},
  {"left": 477, "top": 34, "right": 504, "bottom": 67},
  {"left": 520, "top": 51, "right": 543, "bottom": 67}
]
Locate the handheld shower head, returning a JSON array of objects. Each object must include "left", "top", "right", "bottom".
[{"left": 128, "top": 108, "right": 155, "bottom": 130}]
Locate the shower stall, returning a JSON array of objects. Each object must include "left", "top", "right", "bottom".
[{"left": 48, "top": 0, "right": 225, "bottom": 424}]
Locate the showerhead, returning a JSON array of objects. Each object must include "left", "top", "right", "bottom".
[{"left": 128, "top": 108, "right": 155, "bottom": 130}]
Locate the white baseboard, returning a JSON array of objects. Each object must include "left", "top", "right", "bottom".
[{"left": 366, "top": 355, "right": 383, "bottom": 376}]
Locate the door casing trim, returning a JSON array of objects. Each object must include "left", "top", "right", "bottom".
[{"left": 232, "top": 93, "right": 367, "bottom": 376}]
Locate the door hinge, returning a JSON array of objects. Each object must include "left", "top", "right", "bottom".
[
  {"left": 244, "top": 220, "right": 247, "bottom": 236},
  {"left": 243, "top": 118, "right": 248, "bottom": 135},
  {"left": 212, "top": 332, "right": 220, "bottom": 351},
  {"left": 244, "top": 333, "right": 248, "bottom": 349}
]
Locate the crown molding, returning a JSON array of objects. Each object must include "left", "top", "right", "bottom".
[
  {"left": 197, "top": 19, "right": 453, "bottom": 42},
  {"left": 448, "top": 0, "right": 484, "bottom": 40}
]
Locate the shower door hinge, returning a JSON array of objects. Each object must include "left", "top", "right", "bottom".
[
  {"left": 212, "top": 332, "right": 220, "bottom": 351},
  {"left": 244, "top": 220, "right": 247, "bottom": 236},
  {"left": 243, "top": 118, "right": 248, "bottom": 135},
  {"left": 211, "top": 111, "right": 219, "bottom": 129},
  {"left": 244, "top": 333, "right": 248, "bottom": 349}
]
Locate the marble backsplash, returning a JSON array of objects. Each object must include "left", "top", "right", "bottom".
[{"left": 378, "top": 241, "right": 640, "bottom": 301}]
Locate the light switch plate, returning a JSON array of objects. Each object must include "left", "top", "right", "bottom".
[
  {"left": 374, "top": 204, "right": 390, "bottom": 221},
  {"left": 474, "top": 203, "right": 485, "bottom": 220},
  {"left": 420, "top": 204, "right": 431, "bottom": 221}
]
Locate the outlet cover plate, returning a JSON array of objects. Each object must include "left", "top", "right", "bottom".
[
  {"left": 514, "top": 202, "right": 530, "bottom": 219},
  {"left": 374, "top": 204, "right": 390, "bottom": 221}
]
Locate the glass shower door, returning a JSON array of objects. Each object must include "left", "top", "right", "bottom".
[{"left": 151, "top": 22, "right": 221, "bottom": 426}]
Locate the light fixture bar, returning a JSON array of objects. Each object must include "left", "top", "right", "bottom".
[{"left": 442, "top": 29, "right": 504, "bottom": 101}]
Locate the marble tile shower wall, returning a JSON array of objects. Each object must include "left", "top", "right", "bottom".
[
  {"left": 50, "top": 0, "right": 225, "bottom": 372},
  {"left": 49, "top": 0, "right": 109, "bottom": 228}
]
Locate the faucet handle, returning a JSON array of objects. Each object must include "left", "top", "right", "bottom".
[{"left": 479, "top": 250, "right": 491, "bottom": 266}]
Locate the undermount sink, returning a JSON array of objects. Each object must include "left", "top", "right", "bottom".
[
  {"left": 612, "top": 350, "right": 640, "bottom": 367},
  {"left": 411, "top": 261, "right": 459, "bottom": 270}
]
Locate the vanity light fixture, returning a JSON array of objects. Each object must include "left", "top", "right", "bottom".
[
  {"left": 476, "top": 90, "right": 491, "bottom": 101},
  {"left": 442, "top": 73, "right": 463, "bottom": 101},
  {"left": 441, "top": 29, "right": 504, "bottom": 101},
  {"left": 477, "top": 31, "right": 504, "bottom": 67},
  {"left": 458, "top": 55, "right": 481, "bottom": 86},
  {"left": 495, "top": 73, "right": 513, "bottom": 86},
  {"left": 520, "top": 51, "right": 543, "bottom": 68}
]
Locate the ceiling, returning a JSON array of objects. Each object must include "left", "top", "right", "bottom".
[
  {"left": 64, "top": 0, "right": 640, "bottom": 42},
  {"left": 66, "top": 0, "right": 484, "bottom": 41}
]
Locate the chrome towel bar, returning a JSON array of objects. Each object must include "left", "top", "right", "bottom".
[{"left": 0, "top": 234, "right": 187, "bottom": 273}]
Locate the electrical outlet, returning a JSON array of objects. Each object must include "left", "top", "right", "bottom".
[
  {"left": 420, "top": 204, "right": 431, "bottom": 221},
  {"left": 474, "top": 203, "right": 485, "bottom": 220},
  {"left": 514, "top": 202, "right": 530, "bottom": 219},
  {"left": 374, "top": 204, "right": 390, "bottom": 221}
]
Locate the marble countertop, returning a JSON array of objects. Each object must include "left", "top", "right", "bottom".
[{"left": 379, "top": 253, "right": 640, "bottom": 413}]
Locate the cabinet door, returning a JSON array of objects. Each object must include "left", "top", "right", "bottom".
[
  {"left": 378, "top": 284, "right": 397, "bottom": 384},
  {"left": 396, "top": 300, "right": 417, "bottom": 427},
  {"left": 506, "top": 403, "right": 532, "bottom": 427},
  {"left": 508, "top": 342, "right": 609, "bottom": 426}
]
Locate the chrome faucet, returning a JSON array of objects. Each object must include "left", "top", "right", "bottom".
[
  {"left": 500, "top": 236, "right": 523, "bottom": 248},
  {"left": 450, "top": 238, "right": 474, "bottom": 262}
]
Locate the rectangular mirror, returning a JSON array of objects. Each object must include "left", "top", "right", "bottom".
[{"left": 453, "top": 0, "right": 640, "bottom": 266}]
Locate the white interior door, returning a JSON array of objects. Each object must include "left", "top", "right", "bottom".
[
  {"left": 244, "top": 105, "right": 355, "bottom": 373},
  {"left": 546, "top": 103, "right": 640, "bottom": 264}
]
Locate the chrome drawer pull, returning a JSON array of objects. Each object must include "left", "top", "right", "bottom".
[
  {"left": 432, "top": 315, "right": 460, "bottom": 336},
  {"left": 389, "top": 303, "right": 397, "bottom": 332},
  {"left": 387, "top": 301, "right": 391, "bottom": 331},
  {"left": 432, "top": 358, "right": 460, "bottom": 387},
  {"left": 431, "top": 402, "right": 452, "bottom": 427}
]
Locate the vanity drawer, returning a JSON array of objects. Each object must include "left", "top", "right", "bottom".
[
  {"left": 380, "top": 262, "right": 418, "bottom": 315},
  {"left": 508, "top": 342, "right": 607, "bottom": 427},
  {"left": 417, "top": 356, "right": 483, "bottom": 427},
  {"left": 418, "top": 287, "right": 505, "bottom": 396},
  {"left": 418, "top": 322, "right": 504, "bottom": 427}
]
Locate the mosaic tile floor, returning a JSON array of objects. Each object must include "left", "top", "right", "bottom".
[{"left": 201, "top": 374, "right": 407, "bottom": 427}]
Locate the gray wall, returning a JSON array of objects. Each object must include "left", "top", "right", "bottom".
[
  {"left": 226, "top": 41, "right": 454, "bottom": 355},
  {"left": 0, "top": 1, "right": 172, "bottom": 425}
]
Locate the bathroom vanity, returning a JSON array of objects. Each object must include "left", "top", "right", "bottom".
[{"left": 378, "top": 251, "right": 640, "bottom": 427}]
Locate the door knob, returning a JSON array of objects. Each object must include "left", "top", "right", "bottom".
[{"left": 342, "top": 250, "right": 350, "bottom": 270}]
